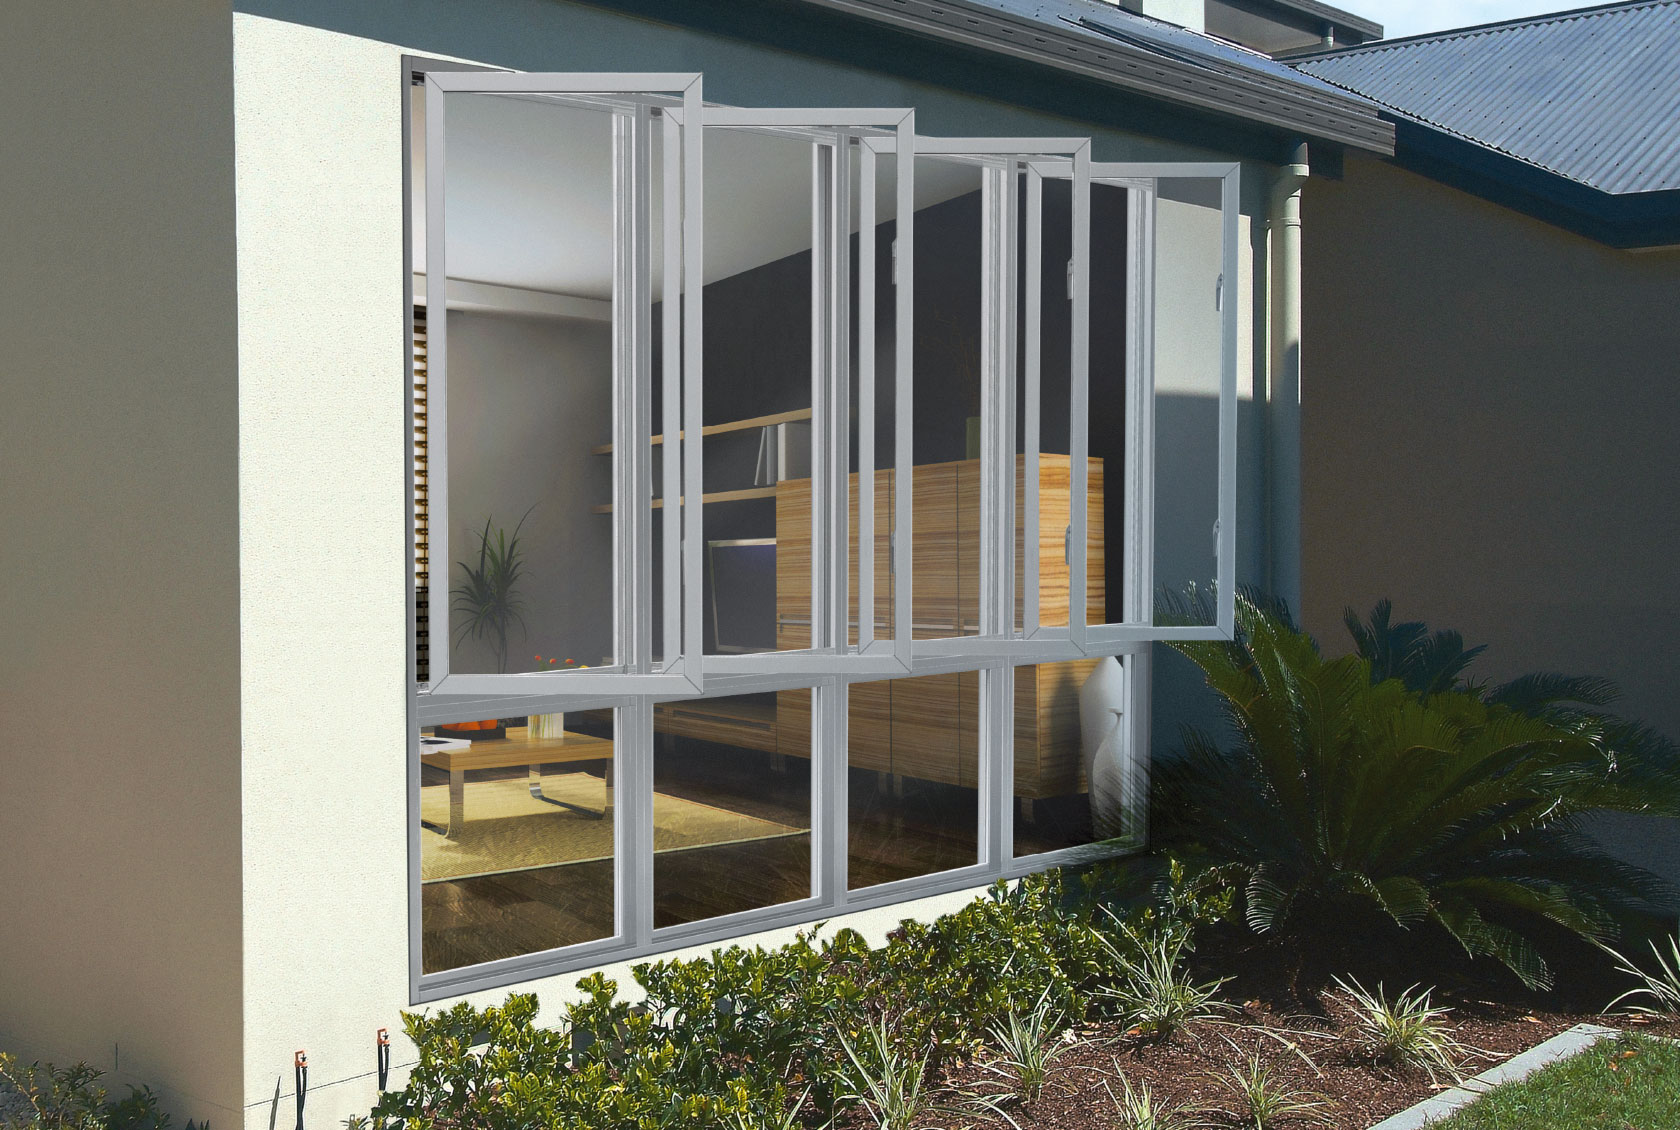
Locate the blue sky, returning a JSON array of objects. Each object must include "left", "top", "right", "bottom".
[{"left": 1344, "top": 1, "right": 1589, "bottom": 38}]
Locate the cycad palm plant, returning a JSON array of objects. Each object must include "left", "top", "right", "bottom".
[{"left": 1156, "top": 591, "right": 1680, "bottom": 990}]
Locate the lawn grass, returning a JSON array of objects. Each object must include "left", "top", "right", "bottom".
[{"left": 1434, "top": 1032, "right": 1680, "bottom": 1129}]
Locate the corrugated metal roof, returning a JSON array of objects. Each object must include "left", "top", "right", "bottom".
[{"left": 1295, "top": 1, "right": 1680, "bottom": 194}]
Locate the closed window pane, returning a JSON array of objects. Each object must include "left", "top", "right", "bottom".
[
  {"left": 653, "top": 691, "right": 812, "bottom": 926},
  {"left": 1012, "top": 658, "right": 1136, "bottom": 858},
  {"left": 848, "top": 674, "right": 980, "bottom": 889},
  {"left": 420, "top": 708, "right": 616, "bottom": 972}
]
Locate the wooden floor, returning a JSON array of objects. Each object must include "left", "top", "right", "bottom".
[{"left": 421, "top": 742, "right": 1080, "bottom": 973}]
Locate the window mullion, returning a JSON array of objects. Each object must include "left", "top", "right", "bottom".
[
  {"left": 1125, "top": 184, "right": 1156, "bottom": 627},
  {"left": 1068, "top": 146, "right": 1091, "bottom": 648}
]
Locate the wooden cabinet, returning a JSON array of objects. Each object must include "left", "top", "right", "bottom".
[{"left": 774, "top": 455, "right": 1105, "bottom": 800}]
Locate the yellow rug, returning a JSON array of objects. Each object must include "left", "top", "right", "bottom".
[{"left": 421, "top": 773, "right": 806, "bottom": 882}]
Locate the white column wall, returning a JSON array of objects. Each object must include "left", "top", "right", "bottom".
[{"left": 0, "top": 2, "right": 244, "bottom": 1124}]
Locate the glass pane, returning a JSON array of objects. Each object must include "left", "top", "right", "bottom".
[
  {"left": 654, "top": 690, "right": 812, "bottom": 926},
  {"left": 849, "top": 140, "right": 898, "bottom": 650},
  {"left": 848, "top": 673, "right": 980, "bottom": 889},
  {"left": 1019, "top": 172, "right": 1083, "bottom": 630},
  {"left": 1086, "top": 179, "right": 1130, "bottom": 626},
  {"left": 701, "top": 127, "right": 818, "bottom": 656},
  {"left": 429, "top": 89, "right": 662, "bottom": 676},
  {"left": 1152, "top": 177, "right": 1226, "bottom": 624},
  {"left": 1012, "top": 658, "right": 1137, "bottom": 858},
  {"left": 420, "top": 707, "right": 617, "bottom": 972},
  {"left": 868, "top": 154, "right": 986, "bottom": 641}
]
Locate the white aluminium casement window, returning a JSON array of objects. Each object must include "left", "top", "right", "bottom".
[
  {"left": 695, "top": 106, "right": 916, "bottom": 680},
  {"left": 1018, "top": 159, "right": 1241, "bottom": 652},
  {"left": 421, "top": 70, "right": 705, "bottom": 702},
  {"left": 407, "top": 58, "right": 1248, "bottom": 996}
]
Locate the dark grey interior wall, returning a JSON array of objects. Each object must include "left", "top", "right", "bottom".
[
  {"left": 670, "top": 183, "right": 1134, "bottom": 642},
  {"left": 446, "top": 310, "right": 614, "bottom": 672}
]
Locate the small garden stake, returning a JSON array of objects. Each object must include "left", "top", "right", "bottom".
[{"left": 293, "top": 1051, "right": 307, "bottom": 1130}]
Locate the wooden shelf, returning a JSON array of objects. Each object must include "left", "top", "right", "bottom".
[
  {"left": 590, "top": 486, "right": 778, "bottom": 515},
  {"left": 590, "top": 407, "right": 812, "bottom": 455}
]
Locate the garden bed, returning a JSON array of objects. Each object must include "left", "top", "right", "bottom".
[{"left": 884, "top": 996, "right": 1679, "bottom": 1130}]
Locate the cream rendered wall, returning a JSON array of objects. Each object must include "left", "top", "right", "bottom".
[
  {"left": 230, "top": 8, "right": 1270, "bottom": 1126},
  {"left": 0, "top": 1, "right": 244, "bottom": 1124},
  {"left": 1302, "top": 155, "right": 1680, "bottom": 890}
]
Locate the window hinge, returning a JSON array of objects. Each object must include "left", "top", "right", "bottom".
[
  {"left": 891, "top": 240, "right": 900, "bottom": 286},
  {"left": 1211, "top": 518, "right": 1221, "bottom": 559},
  {"left": 1064, "top": 524, "right": 1072, "bottom": 566},
  {"left": 1066, "top": 258, "right": 1075, "bottom": 301}
]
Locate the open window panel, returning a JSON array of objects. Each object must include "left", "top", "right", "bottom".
[
  {"left": 1025, "top": 160, "right": 1240, "bottom": 649},
  {"left": 418, "top": 71, "right": 705, "bottom": 701},
  {"left": 855, "top": 137, "right": 1094, "bottom": 664},
  {"left": 694, "top": 107, "right": 915, "bottom": 678}
]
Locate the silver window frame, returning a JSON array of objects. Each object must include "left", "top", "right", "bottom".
[
  {"left": 1029, "top": 160, "right": 1242, "bottom": 648},
  {"left": 406, "top": 63, "right": 1242, "bottom": 996},
  {"left": 695, "top": 107, "right": 917, "bottom": 680},
  {"left": 420, "top": 70, "right": 707, "bottom": 701}
]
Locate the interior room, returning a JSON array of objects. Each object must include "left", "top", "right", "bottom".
[{"left": 410, "top": 87, "right": 1191, "bottom": 972}]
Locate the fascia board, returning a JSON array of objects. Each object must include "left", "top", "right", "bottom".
[{"left": 790, "top": 0, "right": 1395, "bottom": 154}]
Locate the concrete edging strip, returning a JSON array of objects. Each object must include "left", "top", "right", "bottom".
[{"left": 1367, "top": 1023, "right": 1623, "bottom": 1130}]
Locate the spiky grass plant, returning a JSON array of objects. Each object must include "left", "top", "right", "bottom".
[
  {"left": 1333, "top": 977, "right": 1467, "bottom": 1082},
  {"left": 1094, "top": 911, "right": 1231, "bottom": 1038},
  {"left": 834, "top": 1017, "right": 931, "bottom": 1130},
  {"left": 451, "top": 509, "right": 532, "bottom": 673},
  {"left": 1601, "top": 929, "right": 1680, "bottom": 1018},
  {"left": 1218, "top": 1050, "right": 1328, "bottom": 1130},
  {"left": 978, "top": 990, "right": 1069, "bottom": 1105},
  {"left": 1103, "top": 1075, "right": 1202, "bottom": 1130}
]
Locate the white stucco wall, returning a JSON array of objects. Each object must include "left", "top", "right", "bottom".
[
  {"left": 228, "top": 7, "right": 1272, "bottom": 1126},
  {"left": 0, "top": 2, "right": 245, "bottom": 1124},
  {"left": 1302, "top": 155, "right": 1680, "bottom": 896}
]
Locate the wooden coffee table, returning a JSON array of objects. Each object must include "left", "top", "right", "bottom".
[{"left": 420, "top": 727, "right": 614, "bottom": 838}]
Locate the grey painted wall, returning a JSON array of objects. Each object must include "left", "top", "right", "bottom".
[
  {"left": 1302, "top": 154, "right": 1680, "bottom": 894},
  {"left": 0, "top": 1, "right": 244, "bottom": 1123},
  {"left": 444, "top": 311, "right": 614, "bottom": 674}
]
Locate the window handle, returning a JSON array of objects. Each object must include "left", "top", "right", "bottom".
[{"left": 1066, "top": 258, "right": 1075, "bottom": 301}]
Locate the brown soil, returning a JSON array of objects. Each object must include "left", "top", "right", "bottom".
[
  {"left": 852, "top": 1007, "right": 1679, "bottom": 1130},
  {"left": 829, "top": 956, "right": 1680, "bottom": 1130}
]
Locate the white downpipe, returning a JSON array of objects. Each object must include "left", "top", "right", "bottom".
[{"left": 1268, "top": 142, "right": 1309, "bottom": 615}]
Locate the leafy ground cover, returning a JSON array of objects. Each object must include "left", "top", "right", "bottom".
[{"left": 1430, "top": 1032, "right": 1680, "bottom": 1130}]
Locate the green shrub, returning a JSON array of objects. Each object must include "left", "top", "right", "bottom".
[
  {"left": 373, "top": 867, "right": 1228, "bottom": 1129},
  {"left": 0, "top": 1055, "right": 195, "bottom": 1130},
  {"left": 1156, "top": 590, "right": 1680, "bottom": 990}
]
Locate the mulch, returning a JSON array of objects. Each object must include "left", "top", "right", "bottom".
[{"left": 828, "top": 931, "right": 1680, "bottom": 1130}]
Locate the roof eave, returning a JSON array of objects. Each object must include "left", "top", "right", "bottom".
[
  {"left": 1387, "top": 117, "right": 1680, "bottom": 250},
  {"left": 790, "top": 0, "right": 1396, "bottom": 154}
]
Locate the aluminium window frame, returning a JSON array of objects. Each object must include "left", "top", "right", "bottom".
[
  {"left": 404, "top": 60, "right": 1238, "bottom": 998},
  {"left": 420, "top": 70, "right": 706, "bottom": 702},
  {"left": 856, "top": 136, "right": 1097, "bottom": 665},
  {"left": 1029, "top": 159, "right": 1242, "bottom": 647},
  {"left": 691, "top": 106, "right": 918, "bottom": 680}
]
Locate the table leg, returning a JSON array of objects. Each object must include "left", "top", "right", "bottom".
[
  {"left": 448, "top": 767, "right": 466, "bottom": 838},
  {"left": 603, "top": 760, "right": 614, "bottom": 818},
  {"left": 529, "top": 761, "right": 608, "bottom": 819}
]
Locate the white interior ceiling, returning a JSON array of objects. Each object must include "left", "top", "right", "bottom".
[{"left": 411, "top": 88, "right": 982, "bottom": 301}]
